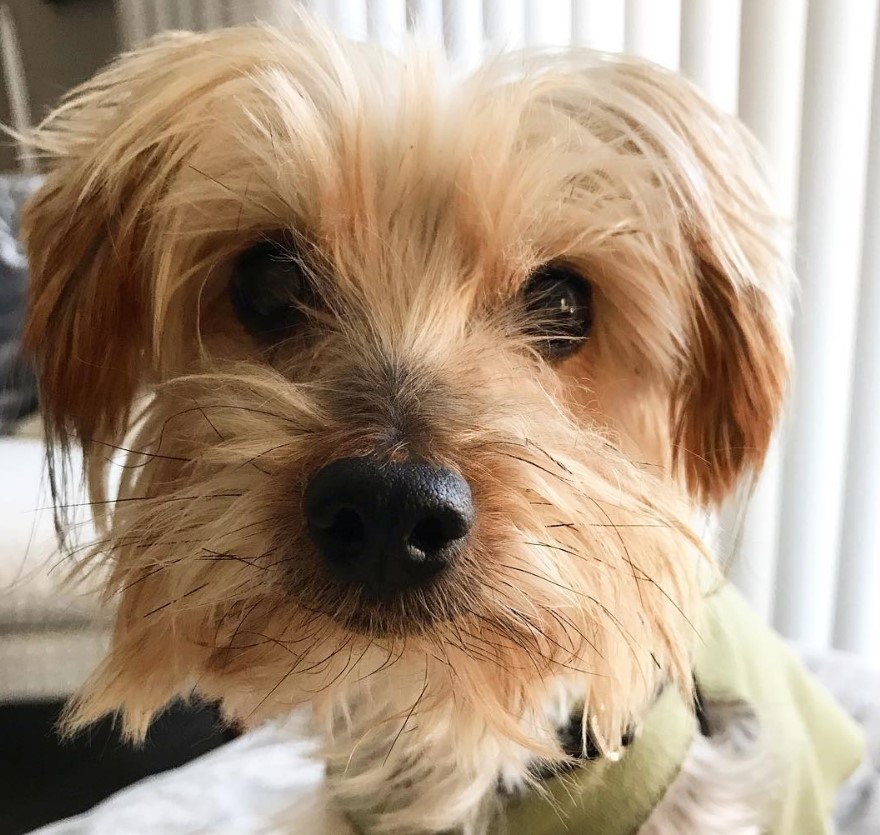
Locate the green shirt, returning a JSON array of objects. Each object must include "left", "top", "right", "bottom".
[{"left": 503, "top": 583, "right": 865, "bottom": 835}]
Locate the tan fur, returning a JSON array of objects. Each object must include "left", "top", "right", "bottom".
[{"left": 21, "top": 14, "right": 788, "bottom": 835}]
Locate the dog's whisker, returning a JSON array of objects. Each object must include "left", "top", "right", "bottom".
[
  {"left": 383, "top": 662, "right": 430, "bottom": 767},
  {"left": 521, "top": 540, "right": 605, "bottom": 564},
  {"left": 141, "top": 582, "right": 211, "bottom": 618},
  {"left": 186, "top": 163, "right": 287, "bottom": 223},
  {"left": 42, "top": 492, "right": 245, "bottom": 511}
]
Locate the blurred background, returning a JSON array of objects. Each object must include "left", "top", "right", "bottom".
[{"left": 1, "top": 1, "right": 879, "bottom": 832}]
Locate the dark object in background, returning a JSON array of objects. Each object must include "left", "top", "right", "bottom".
[
  {"left": 0, "top": 699, "right": 237, "bottom": 835},
  {"left": 0, "top": 175, "right": 40, "bottom": 434}
]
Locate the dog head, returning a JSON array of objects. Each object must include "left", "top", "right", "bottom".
[{"left": 23, "top": 17, "right": 788, "bottom": 828}]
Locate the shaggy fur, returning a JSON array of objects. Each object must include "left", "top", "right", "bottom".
[{"left": 21, "top": 14, "right": 788, "bottom": 835}]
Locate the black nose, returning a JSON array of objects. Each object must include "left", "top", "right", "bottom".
[{"left": 304, "top": 457, "right": 474, "bottom": 596}]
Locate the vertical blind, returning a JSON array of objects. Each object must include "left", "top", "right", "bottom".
[
  {"left": 0, "top": 3, "right": 34, "bottom": 172},
  {"left": 106, "top": 0, "right": 880, "bottom": 662}
]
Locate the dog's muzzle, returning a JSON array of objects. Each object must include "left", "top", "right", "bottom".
[{"left": 304, "top": 456, "right": 474, "bottom": 598}]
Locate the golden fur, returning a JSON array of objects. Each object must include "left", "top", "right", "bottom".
[{"left": 21, "top": 15, "right": 788, "bottom": 834}]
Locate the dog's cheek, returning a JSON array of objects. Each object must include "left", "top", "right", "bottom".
[
  {"left": 62, "top": 571, "right": 213, "bottom": 740},
  {"left": 552, "top": 336, "right": 677, "bottom": 482}
]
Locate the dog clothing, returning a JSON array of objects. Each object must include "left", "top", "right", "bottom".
[{"left": 503, "top": 582, "right": 866, "bottom": 835}]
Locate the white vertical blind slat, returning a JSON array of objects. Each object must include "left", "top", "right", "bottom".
[
  {"left": 775, "top": 0, "right": 880, "bottom": 650},
  {"left": 679, "top": 0, "right": 741, "bottom": 113},
  {"left": 571, "top": 0, "right": 625, "bottom": 52},
  {"left": 483, "top": 0, "right": 525, "bottom": 51},
  {"left": 406, "top": 0, "right": 443, "bottom": 46},
  {"left": 443, "top": 0, "right": 483, "bottom": 67},
  {"left": 722, "top": 448, "right": 784, "bottom": 623},
  {"left": 328, "top": 0, "right": 369, "bottom": 39},
  {"left": 833, "top": 11, "right": 880, "bottom": 663},
  {"left": 305, "top": 0, "right": 332, "bottom": 19},
  {"left": 623, "top": 0, "right": 681, "bottom": 70},
  {"left": 737, "top": 0, "right": 808, "bottom": 220},
  {"left": 368, "top": 0, "right": 407, "bottom": 51},
  {"left": 524, "top": 0, "right": 571, "bottom": 48},
  {"left": 727, "top": 0, "right": 809, "bottom": 624}
]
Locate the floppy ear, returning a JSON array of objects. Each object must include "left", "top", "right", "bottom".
[
  {"left": 21, "top": 32, "right": 227, "bottom": 453},
  {"left": 573, "top": 58, "right": 790, "bottom": 506},
  {"left": 676, "top": 242, "right": 789, "bottom": 506}
]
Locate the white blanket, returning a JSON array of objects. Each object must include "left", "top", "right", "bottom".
[{"left": 33, "top": 713, "right": 352, "bottom": 835}]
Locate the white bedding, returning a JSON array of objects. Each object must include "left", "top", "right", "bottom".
[
  {"left": 32, "top": 649, "right": 880, "bottom": 835},
  {"left": 32, "top": 712, "right": 353, "bottom": 835}
]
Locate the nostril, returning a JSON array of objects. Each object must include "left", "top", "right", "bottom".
[
  {"left": 408, "top": 516, "right": 450, "bottom": 556},
  {"left": 324, "top": 507, "right": 366, "bottom": 546},
  {"left": 407, "top": 511, "right": 468, "bottom": 557}
]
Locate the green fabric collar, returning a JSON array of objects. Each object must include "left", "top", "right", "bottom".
[
  {"left": 502, "top": 583, "right": 866, "bottom": 835},
  {"left": 503, "top": 685, "right": 694, "bottom": 835}
]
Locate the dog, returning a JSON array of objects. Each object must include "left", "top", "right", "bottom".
[{"left": 20, "top": 14, "right": 864, "bottom": 835}]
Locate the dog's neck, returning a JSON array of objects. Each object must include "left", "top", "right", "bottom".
[
  {"left": 318, "top": 674, "right": 766, "bottom": 835},
  {"left": 317, "top": 673, "right": 624, "bottom": 834}
]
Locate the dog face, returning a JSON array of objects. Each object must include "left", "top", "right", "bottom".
[{"left": 23, "top": 19, "right": 787, "bottom": 805}]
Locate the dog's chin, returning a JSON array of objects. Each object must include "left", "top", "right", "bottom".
[
  {"left": 308, "top": 580, "right": 463, "bottom": 638},
  {"left": 340, "top": 608, "right": 438, "bottom": 638}
]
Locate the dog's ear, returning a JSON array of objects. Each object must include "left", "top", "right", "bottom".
[
  {"left": 652, "top": 69, "right": 789, "bottom": 507},
  {"left": 22, "top": 25, "right": 308, "bottom": 455},
  {"left": 559, "top": 58, "right": 790, "bottom": 505},
  {"left": 21, "top": 32, "right": 216, "bottom": 449},
  {"left": 674, "top": 248, "right": 788, "bottom": 506}
]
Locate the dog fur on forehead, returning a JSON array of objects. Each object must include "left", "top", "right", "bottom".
[{"left": 22, "top": 15, "right": 788, "bottom": 835}]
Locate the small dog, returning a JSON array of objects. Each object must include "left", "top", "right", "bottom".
[{"left": 21, "top": 15, "right": 864, "bottom": 835}]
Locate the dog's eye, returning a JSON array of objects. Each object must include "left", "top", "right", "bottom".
[
  {"left": 520, "top": 263, "right": 594, "bottom": 360},
  {"left": 231, "top": 241, "right": 314, "bottom": 336}
]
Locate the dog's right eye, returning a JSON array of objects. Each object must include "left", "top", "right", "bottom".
[
  {"left": 231, "top": 241, "right": 314, "bottom": 336},
  {"left": 520, "top": 262, "right": 594, "bottom": 360}
]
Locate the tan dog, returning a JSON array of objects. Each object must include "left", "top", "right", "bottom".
[{"left": 22, "top": 14, "right": 857, "bottom": 835}]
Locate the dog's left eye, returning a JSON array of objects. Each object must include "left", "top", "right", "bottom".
[
  {"left": 231, "top": 241, "right": 314, "bottom": 336},
  {"left": 520, "top": 263, "right": 594, "bottom": 360}
]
